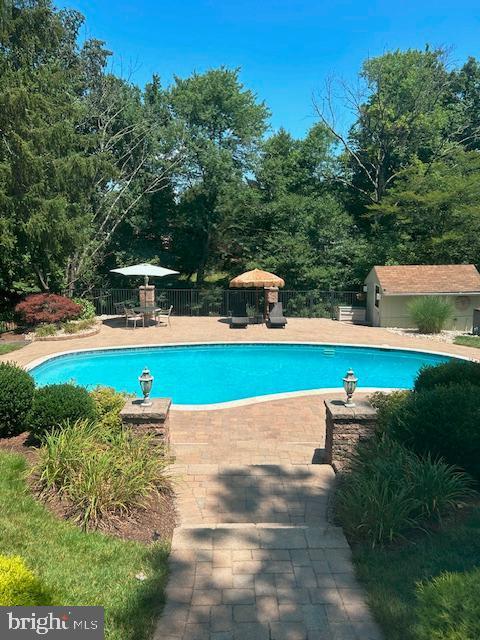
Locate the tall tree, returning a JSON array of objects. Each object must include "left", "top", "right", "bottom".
[
  {"left": 0, "top": 0, "right": 88, "bottom": 292},
  {"left": 241, "top": 125, "right": 367, "bottom": 289},
  {"left": 169, "top": 67, "right": 269, "bottom": 285},
  {"left": 367, "top": 150, "right": 480, "bottom": 266},
  {"left": 315, "top": 48, "right": 470, "bottom": 206}
]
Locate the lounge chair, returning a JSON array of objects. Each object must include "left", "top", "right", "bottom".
[
  {"left": 155, "top": 305, "right": 173, "bottom": 326},
  {"left": 230, "top": 300, "right": 249, "bottom": 329},
  {"left": 125, "top": 307, "right": 144, "bottom": 329},
  {"left": 267, "top": 302, "right": 287, "bottom": 328}
]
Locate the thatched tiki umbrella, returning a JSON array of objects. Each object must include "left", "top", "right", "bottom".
[{"left": 229, "top": 268, "right": 285, "bottom": 318}]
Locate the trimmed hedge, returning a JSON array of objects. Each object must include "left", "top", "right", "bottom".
[
  {"left": 0, "top": 363, "right": 35, "bottom": 438},
  {"left": 386, "top": 383, "right": 480, "bottom": 480},
  {"left": 415, "top": 360, "right": 480, "bottom": 393},
  {"left": 416, "top": 568, "right": 480, "bottom": 640},
  {"left": 0, "top": 555, "right": 51, "bottom": 606},
  {"left": 29, "top": 384, "right": 96, "bottom": 440}
]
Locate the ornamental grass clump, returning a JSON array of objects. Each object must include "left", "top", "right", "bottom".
[
  {"left": 335, "top": 436, "right": 472, "bottom": 547},
  {"left": 408, "top": 296, "right": 453, "bottom": 334},
  {"left": 35, "top": 419, "right": 171, "bottom": 529}
]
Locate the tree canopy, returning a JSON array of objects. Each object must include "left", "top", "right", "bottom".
[{"left": 1, "top": 2, "right": 479, "bottom": 299}]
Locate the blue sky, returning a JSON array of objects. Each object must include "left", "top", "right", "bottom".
[{"left": 56, "top": 0, "right": 480, "bottom": 138}]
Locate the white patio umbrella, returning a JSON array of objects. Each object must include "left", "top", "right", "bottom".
[{"left": 110, "top": 263, "right": 179, "bottom": 286}]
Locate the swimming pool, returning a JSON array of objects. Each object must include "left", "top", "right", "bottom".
[{"left": 29, "top": 342, "right": 456, "bottom": 406}]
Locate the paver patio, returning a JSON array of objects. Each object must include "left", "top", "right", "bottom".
[
  {"left": 160, "top": 391, "right": 381, "bottom": 639},
  {"left": 9, "top": 316, "right": 475, "bottom": 640}
]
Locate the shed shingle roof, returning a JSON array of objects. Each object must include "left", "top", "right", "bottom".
[{"left": 372, "top": 264, "right": 480, "bottom": 295}]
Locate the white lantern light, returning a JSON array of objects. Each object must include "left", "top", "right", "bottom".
[
  {"left": 139, "top": 368, "right": 154, "bottom": 406},
  {"left": 342, "top": 368, "right": 358, "bottom": 408}
]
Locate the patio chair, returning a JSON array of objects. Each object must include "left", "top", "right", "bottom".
[
  {"left": 230, "top": 300, "right": 249, "bottom": 329},
  {"left": 125, "top": 307, "right": 144, "bottom": 329},
  {"left": 267, "top": 302, "right": 287, "bottom": 328},
  {"left": 155, "top": 305, "right": 173, "bottom": 327}
]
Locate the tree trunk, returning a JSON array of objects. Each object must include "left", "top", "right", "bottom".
[{"left": 196, "top": 231, "right": 211, "bottom": 287}]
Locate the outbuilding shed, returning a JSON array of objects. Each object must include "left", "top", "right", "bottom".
[{"left": 364, "top": 264, "right": 480, "bottom": 331}]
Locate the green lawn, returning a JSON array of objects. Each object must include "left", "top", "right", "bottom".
[
  {"left": 0, "top": 342, "right": 25, "bottom": 355},
  {"left": 0, "top": 451, "right": 169, "bottom": 640},
  {"left": 352, "top": 509, "right": 480, "bottom": 640},
  {"left": 454, "top": 335, "right": 480, "bottom": 348}
]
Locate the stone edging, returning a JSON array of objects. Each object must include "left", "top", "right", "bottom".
[{"left": 30, "top": 323, "right": 101, "bottom": 342}]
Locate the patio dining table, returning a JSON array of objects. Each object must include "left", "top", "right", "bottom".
[{"left": 133, "top": 305, "right": 161, "bottom": 325}]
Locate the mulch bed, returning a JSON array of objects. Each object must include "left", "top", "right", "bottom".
[{"left": 0, "top": 433, "right": 177, "bottom": 544}]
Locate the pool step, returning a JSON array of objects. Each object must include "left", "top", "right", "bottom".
[{"left": 322, "top": 348, "right": 336, "bottom": 356}]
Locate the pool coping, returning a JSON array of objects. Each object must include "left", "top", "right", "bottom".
[{"left": 25, "top": 340, "right": 475, "bottom": 411}]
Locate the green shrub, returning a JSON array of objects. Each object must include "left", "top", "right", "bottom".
[
  {"left": 408, "top": 296, "right": 453, "bottom": 333},
  {"left": 415, "top": 360, "right": 480, "bottom": 393},
  {"left": 386, "top": 383, "right": 480, "bottom": 480},
  {"left": 369, "top": 390, "right": 411, "bottom": 434},
  {"left": 0, "top": 363, "right": 35, "bottom": 437},
  {"left": 72, "top": 298, "right": 96, "bottom": 320},
  {"left": 416, "top": 568, "right": 480, "bottom": 640},
  {"left": 35, "top": 323, "right": 57, "bottom": 337},
  {"left": 90, "top": 386, "right": 127, "bottom": 430},
  {"left": 35, "top": 419, "right": 171, "bottom": 528},
  {"left": 29, "top": 384, "right": 96, "bottom": 440},
  {"left": 335, "top": 436, "right": 472, "bottom": 547},
  {"left": 0, "top": 555, "right": 51, "bottom": 605}
]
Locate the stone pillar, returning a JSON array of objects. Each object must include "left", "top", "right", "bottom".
[
  {"left": 139, "top": 285, "right": 155, "bottom": 320},
  {"left": 120, "top": 398, "right": 171, "bottom": 446},
  {"left": 324, "top": 399, "right": 377, "bottom": 472}
]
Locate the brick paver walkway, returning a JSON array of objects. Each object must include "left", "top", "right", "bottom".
[{"left": 156, "top": 397, "right": 382, "bottom": 640}]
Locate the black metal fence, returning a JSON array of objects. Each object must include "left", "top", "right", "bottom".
[{"left": 80, "top": 288, "right": 364, "bottom": 319}]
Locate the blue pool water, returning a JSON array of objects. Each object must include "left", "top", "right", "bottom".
[{"left": 29, "top": 343, "right": 454, "bottom": 405}]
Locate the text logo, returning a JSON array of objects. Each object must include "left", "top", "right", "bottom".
[{"left": 0, "top": 607, "right": 104, "bottom": 639}]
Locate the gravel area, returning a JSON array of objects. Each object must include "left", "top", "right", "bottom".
[{"left": 386, "top": 327, "right": 466, "bottom": 344}]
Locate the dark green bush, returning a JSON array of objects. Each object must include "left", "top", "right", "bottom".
[
  {"left": 415, "top": 360, "right": 480, "bottom": 393},
  {"left": 29, "top": 384, "right": 96, "bottom": 440},
  {"left": 386, "top": 383, "right": 480, "bottom": 480},
  {"left": 0, "top": 363, "right": 35, "bottom": 437},
  {"left": 416, "top": 568, "right": 480, "bottom": 640},
  {"left": 335, "top": 436, "right": 472, "bottom": 547}
]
